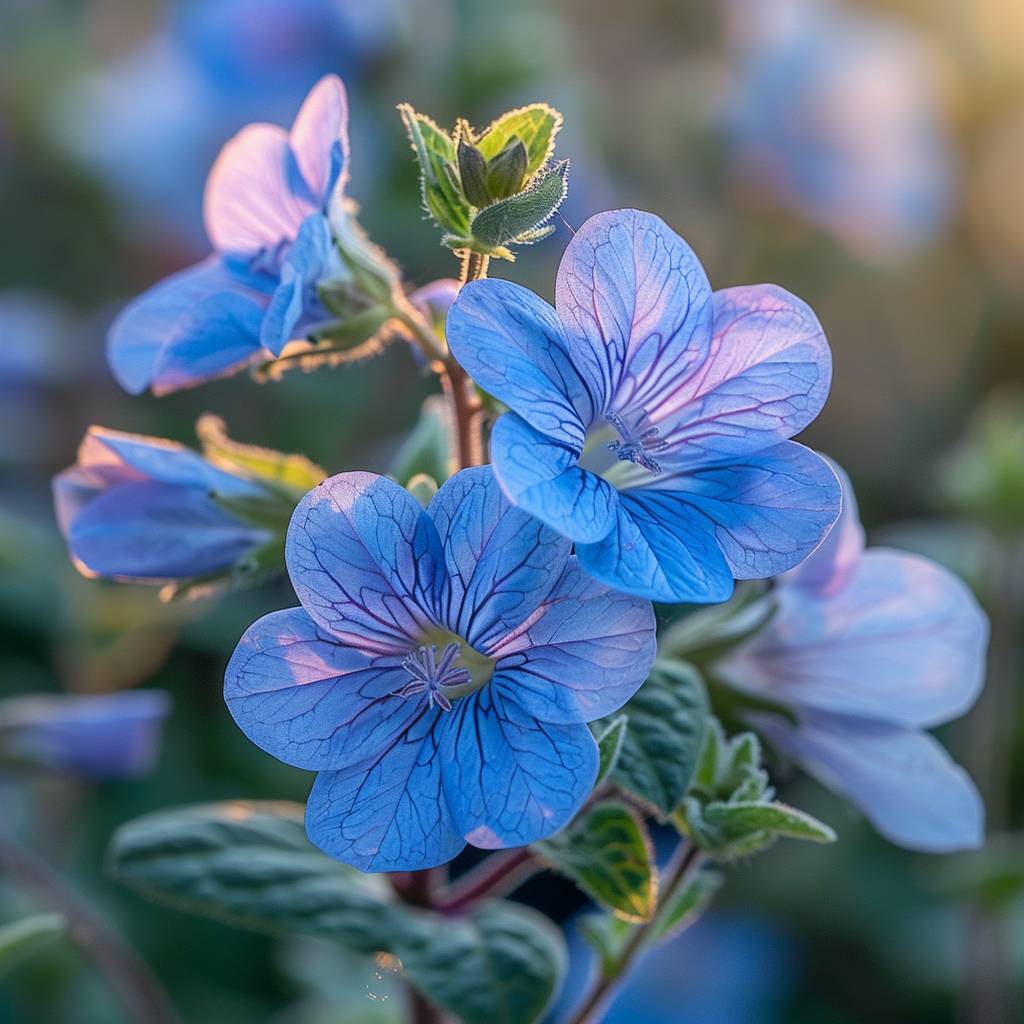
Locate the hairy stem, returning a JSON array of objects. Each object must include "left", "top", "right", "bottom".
[
  {"left": 435, "top": 848, "right": 538, "bottom": 914},
  {"left": 0, "top": 836, "right": 179, "bottom": 1024},
  {"left": 566, "top": 841, "right": 704, "bottom": 1024}
]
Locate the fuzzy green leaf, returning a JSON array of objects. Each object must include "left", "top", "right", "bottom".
[
  {"left": 648, "top": 865, "right": 722, "bottom": 944},
  {"left": 398, "top": 105, "right": 472, "bottom": 235},
  {"left": 703, "top": 800, "right": 836, "bottom": 844},
  {"left": 469, "top": 161, "right": 568, "bottom": 250},
  {"left": 477, "top": 104, "right": 563, "bottom": 178}
]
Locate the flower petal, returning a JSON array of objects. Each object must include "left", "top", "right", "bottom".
[
  {"left": 654, "top": 442, "right": 841, "bottom": 579},
  {"left": 447, "top": 279, "right": 596, "bottom": 448},
  {"left": 654, "top": 284, "right": 832, "bottom": 459},
  {"left": 719, "top": 549, "right": 988, "bottom": 728},
  {"left": 490, "top": 412, "right": 619, "bottom": 544},
  {"left": 305, "top": 711, "right": 464, "bottom": 872},
  {"left": 69, "top": 480, "right": 266, "bottom": 579},
  {"left": 440, "top": 686, "right": 598, "bottom": 848},
  {"left": 107, "top": 257, "right": 271, "bottom": 395},
  {"left": 288, "top": 74, "right": 349, "bottom": 206},
  {"left": 489, "top": 557, "right": 656, "bottom": 724},
  {"left": 204, "top": 123, "right": 316, "bottom": 254},
  {"left": 576, "top": 490, "right": 734, "bottom": 603},
  {"left": 286, "top": 472, "right": 443, "bottom": 653},
  {"left": 427, "top": 467, "right": 571, "bottom": 651},
  {"left": 752, "top": 711, "right": 983, "bottom": 853},
  {"left": 555, "top": 209, "right": 713, "bottom": 416},
  {"left": 224, "top": 607, "right": 415, "bottom": 771}
]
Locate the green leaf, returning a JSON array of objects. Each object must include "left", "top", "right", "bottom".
[
  {"left": 477, "top": 104, "right": 563, "bottom": 178},
  {"left": 648, "top": 865, "right": 722, "bottom": 944},
  {"left": 486, "top": 137, "right": 529, "bottom": 199},
  {"left": 457, "top": 139, "right": 492, "bottom": 208},
  {"left": 593, "top": 715, "right": 628, "bottom": 786},
  {"left": 577, "top": 912, "right": 632, "bottom": 979},
  {"left": 470, "top": 161, "right": 569, "bottom": 250},
  {"left": 388, "top": 395, "right": 450, "bottom": 486},
  {"left": 536, "top": 803, "right": 656, "bottom": 922},
  {"left": 394, "top": 901, "right": 565, "bottom": 1024},
  {"left": 398, "top": 105, "right": 472, "bottom": 235},
  {"left": 107, "top": 801, "right": 396, "bottom": 954},
  {"left": 610, "top": 661, "right": 709, "bottom": 817},
  {"left": 0, "top": 913, "right": 65, "bottom": 975},
  {"left": 196, "top": 415, "right": 325, "bottom": 497},
  {"left": 703, "top": 800, "right": 836, "bottom": 844}
]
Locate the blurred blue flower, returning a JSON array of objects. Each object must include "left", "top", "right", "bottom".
[
  {"left": 225, "top": 467, "right": 656, "bottom": 871},
  {"left": 0, "top": 690, "right": 171, "bottom": 779},
  {"left": 715, "top": 462, "right": 988, "bottom": 852},
  {"left": 722, "top": 0, "right": 956, "bottom": 258},
  {"left": 53, "top": 426, "right": 274, "bottom": 583},
  {"left": 447, "top": 208, "right": 840, "bottom": 603},
  {"left": 107, "top": 75, "right": 349, "bottom": 394}
]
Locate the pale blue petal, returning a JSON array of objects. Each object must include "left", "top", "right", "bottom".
[
  {"left": 654, "top": 442, "right": 841, "bottom": 579},
  {"left": 224, "top": 608, "right": 415, "bottom": 771},
  {"left": 69, "top": 481, "right": 266, "bottom": 579},
  {"left": 654, "top": 284, "right": 832, "bottom": 460},
  {"left": 782, "top": 457, "right": 865, "bottom": 594},
  {"left": 447, "top": 279, "right": 597, "bottom": 448},
  {"left": 490, "top": 413, "right": 619, "bottom": 544},
  {"left": 440, "top": 686, "right": 598, "bottom": 848},
  {"left": 286, "top": 472, "right": 443, "bottom": 652},
  {"left": 107, "top": 257, "right": 271, "bottom": 395},
  {"left": 305, "top": 711, "right": 464, "bottom": 872},
  {"left": 489, "top": 557, "right": 656, "bottom": 724},
  {"left": 288, "top": 74, "right": 349, "bottom": 205},
  {"left": 576, "top": 490, "right": 734, "bottom": 603},
  {"left": 718, "top": 549, "right": 989, "bottom": 728},
  {"left": 752, "top": 711, "right": 984, "bottom": 853},
  {"left": 426, "top": 467, "right": 571, "bottom": 650},
  {"left": 555, "top": 209, "right": 713, "bottom": 415}
]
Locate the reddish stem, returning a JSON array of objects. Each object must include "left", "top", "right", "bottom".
[{"left": 434, "top": 848, "right": 537, "bottom": 914}]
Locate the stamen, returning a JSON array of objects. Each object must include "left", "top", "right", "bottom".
[
  {"left": 606, "top": 410, "right": 669, "bottom": 474},
  {"left": 393, "top": 642, "right": 471, "bottom": 713}
]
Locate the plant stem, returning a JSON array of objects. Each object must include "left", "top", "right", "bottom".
[
  {"left": 388, "top": 868, "right": 443, "bottom": 1024},
  {"left": 566, "top": 841, "right": 703, "bottom": 1024},
  {"left": 435, "top": 848, "right": 537, "bottom": 914},
  {"left": 0, "top": 836, "right": 179, "bottom": 1024}
]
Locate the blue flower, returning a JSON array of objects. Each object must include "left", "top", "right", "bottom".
[
  {"left": 0, "top": 690, "right": 171, "bottom": 779},
  {"left": 224, "top": 467, "right": 656, "bottom": 871},
  {"left": 107, "top": 75, "right": 349, "bottom": 395},
  {"left": 714, "top": 462, "right": 988, "bottom": 852},
  {"left": 53, "top": 426, "right": 275, "bottom": 583},
  {"left": 446, "top": 208, "right": 841, "bottom": 603}
]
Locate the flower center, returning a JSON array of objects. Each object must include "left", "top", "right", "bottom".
[
  {"left": 605, "top": 410, "right": 667, "bottom": 474},
  {"left": 393, "top": 632, "right": 495, "bottom": 713}
]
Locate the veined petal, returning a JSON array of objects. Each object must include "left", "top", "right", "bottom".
[
  {"left": 718, "top": 549, "right": 988, "bottom": 728},
  {"left": 654, "top": 284, "right": 832, "bottom": 459},
  {"left": 69, "top": 480, "right": 266, "bottom": 580},
  {"left": 490, "top": 413, "right": 619, "bottom": 544},
  {"left": 448, "top": 279, "right": 596, "bottom": 448},
  {"left": 782, "top": 457, "right": 865, "bottom": 594},
  {"left": 440, "top": 686, "right": 597, "bottom": 848},
  {"left": 305, "top": 711, "right": 464, "bottom": 872},
  {"left": 289, "top": 74, "right": 349, "bottom": 206},
  {"left": 489, "top": 557, "right": 656, "bottom": 724},
  {"left": 426, "top": 467, "right": 571, "bottom": 650},
  {"left": 225, "top": 608, "right": 415, "bottom": 771},
  {"left": 107, "top": 257, "right": 271, "bottom": 395},
  {"left": 576, "top": 489, "right": 734, "bottom": 603},
  {"left": 555, "top": 209, "right": 713, "bottom": 416},
  {"left": 752, "top": 711, "right": 983, "bottom": 853},
  {"left": 286, "top": 473, "right": 443, "bottom": 653},
  {"left": 204, "top": 123, "right": 316, "bottom": 255},
  {"left": 654, "top": 442, "right": 841, "bottom": 579}
]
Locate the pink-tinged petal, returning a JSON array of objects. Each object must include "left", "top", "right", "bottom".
[
  {"left": 718, "top": 549, "right": 988, "bottom": 728},
  {"left": 204, "top": 123, "right": 315, "bottom": 254},
  {"left": 655, "top": 284, "right": 832, "bottom": 460},
  {"left": 555, "top": 209, "right": 713, "bottom": 417},
  {"left": 440, "top": 686, "right": 597, "bottom": 848},
  {"left": 752, "top": 711, "right": 983, "bottom": 853},
  {"left": 285, "top": 473, "right": 444, "bottom": 653},
  {"left": 782, "top": 457, "right": 865, "bottom": 594},
  {"left": 289, "top": 74, "right": 349, "bottom": 205},
  {"left": 489, "top": 557, "right": 656, "bottom": 724},
  {"left": 225, "top": 608, "right": 416, "bottom": 771}
]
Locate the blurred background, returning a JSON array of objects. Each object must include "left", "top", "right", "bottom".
[{"left": 2, "top": 0, "right": 1024, "bottom": 1020}]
